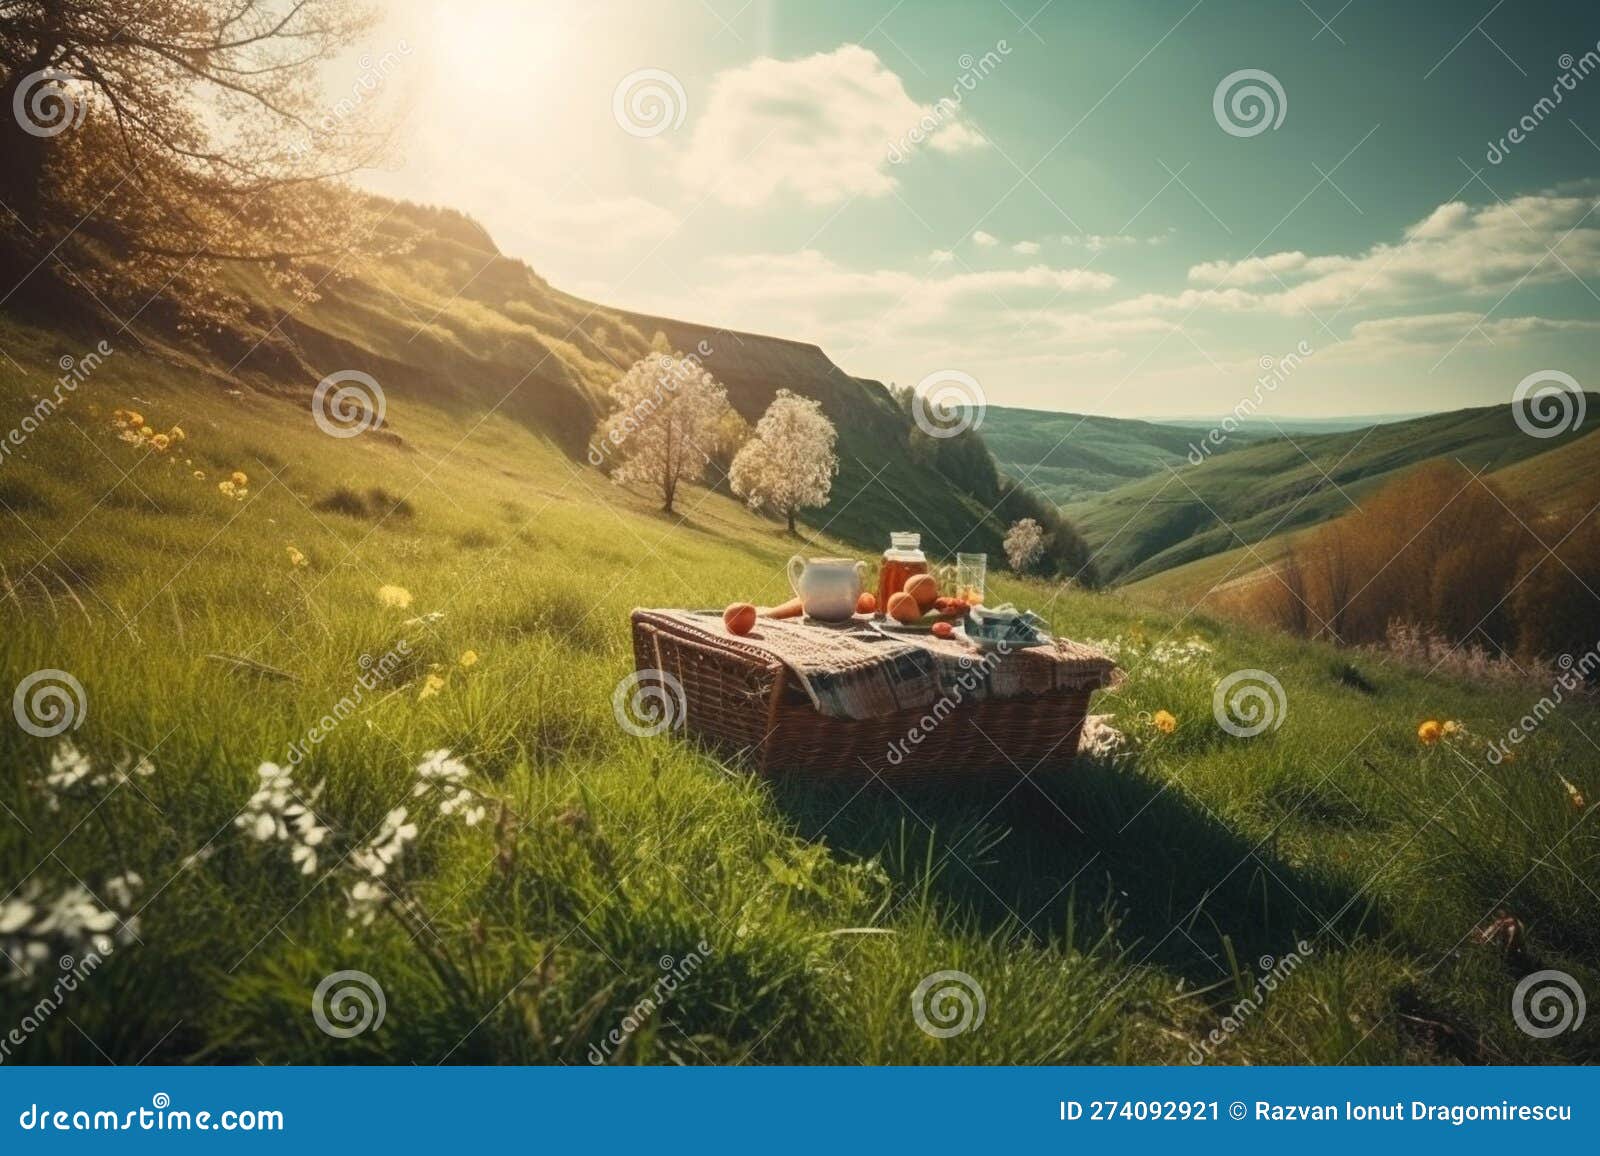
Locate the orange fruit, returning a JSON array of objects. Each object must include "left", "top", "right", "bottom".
[
  {"left": 723, "top": 602, "right": 757, "bottom": 635},
  {"left": 931, "top": 620, "right": 955, "bottom": 640},
  {"left": 856, "top": 591, "right": 877, "bottom": 614},
  {"left": 887, "top": 591, "right": 921, "bottom": 624},
  {"left": 904, "top": 573, "right": 938, "bottom": 610}
]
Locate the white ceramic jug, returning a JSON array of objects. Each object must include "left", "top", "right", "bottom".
[{"left": 787, "top": 556, "right": 865, "bottom": 622}]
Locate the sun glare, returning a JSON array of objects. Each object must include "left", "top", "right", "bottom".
[{"left": 424, "top": 0, "right": 571, "bottom": 99}]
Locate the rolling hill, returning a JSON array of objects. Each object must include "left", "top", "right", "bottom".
[
  {"left": 124, "top": 201, "right": 1056, "bottom": 567},
  {"left": 981, "top": 404, "right": 1264, "bottom": 506},
  {"left": 1059, "top": 402, "right": 1600, "bottom": 585}
]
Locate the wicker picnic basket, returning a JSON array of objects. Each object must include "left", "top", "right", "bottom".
[{"left": 630, "top": 610, "right": 1117, "bottom": 785}]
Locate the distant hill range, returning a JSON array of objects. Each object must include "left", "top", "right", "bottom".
[{"left": 988, "top": 400, "right": 1598, "bottom": 587}]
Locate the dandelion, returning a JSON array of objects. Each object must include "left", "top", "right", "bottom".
[
  {"left": 218, "top": 480, "right": 235, "bottom": 496},
  {"left": 192, "top": 470, "right": 205, "bottom": 480},
  {"left": 140, "top": 426, "right": 155, "bottom": 439},
  {"left": 231, "top": 471, "right": 248, "bottom": 487},
  {"left": 416, "top": 673, "right": 445, "bottom": 701},
  {"left": 1418, "top": 720, "right": 1442, "bottom": 745},
  {"left": 285, "top": 545, "right": 307, "bottom": 568},
  {"left": 1152, "top": 709, "right": 1177, "bottom": 735},
  {"left": 168, "top": 426, "right": 185, "bottom": 442},
  {"left": 124, "top": 410, "right": 143, "bottom": 428},
  {"left": 459, "top": 649, "right": 479, "bottom": 668},
  {"left": 150, "top": 433, "right": 170, "bottom": 451},
  {"left": 376, "top": 584, "right": 413, "bottom": 609}
]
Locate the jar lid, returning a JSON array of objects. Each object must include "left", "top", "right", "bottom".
[{"left": 890, "top": 531, "right": 921, "bottom": 548}]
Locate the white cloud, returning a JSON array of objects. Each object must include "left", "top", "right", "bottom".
[
  {"left": 1334, "top": 312, "right": 1600, "bottom": 357},
  {"left": 972, "top": 230, "right": 999, "bottom": 246},
  {"left": 696, "top": 248, "right": 1116, "bottom": 346},
  {"left": 677, "top": 44, "right": 986, "bottom": 208},
  {"left": 1012, "top": 240, "right": 1040, "bottom": 255},
  {"left": 929, "top": 249, "right": 955, "bottom": 264},
  {"left": 1182, "top": 192, "right": 1600, "bottom": 313}
]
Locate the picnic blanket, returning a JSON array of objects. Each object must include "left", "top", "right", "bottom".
[{"left": 635, "top": 609, "right": 1119, "bottom": 721}]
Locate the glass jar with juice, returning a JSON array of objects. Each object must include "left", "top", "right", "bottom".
[{"left": 876, "top": 531, "right": 928, "bottom": 615}]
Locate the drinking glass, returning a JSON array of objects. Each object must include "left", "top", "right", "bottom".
[{"left": 955, "top": 553, "right": 986, "bottom": 605}]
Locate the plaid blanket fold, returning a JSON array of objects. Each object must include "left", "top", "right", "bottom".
[{"left": 635, "top": 609, "right": 1119, "bottom": 721}]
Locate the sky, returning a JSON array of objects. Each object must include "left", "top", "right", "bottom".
[{"left": 346, "top": 0, "right": 1600, "bottom": 420}]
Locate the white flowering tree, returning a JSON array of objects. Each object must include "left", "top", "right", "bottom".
[
  {"left": 729, "top": 390, "right": 839, "bottom": 533},
  {"left": 1004, "top": 517, "right": 1047, "bottom": 573},
  {"left": 595, "top": 348, "right": 736, "bottom": 514}
]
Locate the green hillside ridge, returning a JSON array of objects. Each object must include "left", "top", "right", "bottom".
[
  {"left": 1130, "top": 428, "right": 1600, "bottom": 610},
  {"left": 2, "top": 310, "right": 1597, "bottom": 1065},
  {"left": 982, "top": 404, "right": 1265, "bottom": 506},
  {"left": 1062, "top": 402, "right": 1600, "bottom": 585},
  {"left": 157, "top": 202, "right": 1045, "bottom": 569}
]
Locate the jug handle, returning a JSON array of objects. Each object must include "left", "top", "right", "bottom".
[{"left": 787, "top": 555, "right": 805, "bottom": 596}]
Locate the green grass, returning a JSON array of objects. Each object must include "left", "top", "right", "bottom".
[
  {"left": 3, "top": 317, "right": 1597, "bottom": 1067},
  {"left": 982, "top": 404, "right": 1265, "bottom": 507}
]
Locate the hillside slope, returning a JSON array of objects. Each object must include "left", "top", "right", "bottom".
[
  {"left": 1064, "top": 402, "right": 1600, "bottom": 584},
  {"left": 982, "top": 404, "right": 1264, "bottom": 506},
  {"left": 126, "top": 203, "right": 1026, "bottom": 564}
]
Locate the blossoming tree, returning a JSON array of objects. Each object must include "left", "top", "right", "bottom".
[
  {"left": 596, "top": 347, "right": 735, "bottom": 514},
  {"left": 729, "top": 390, "right": 839, "bottom": 533},
  {"left": 1003, "top": 517, "right": 1046, "bottom": 573}
]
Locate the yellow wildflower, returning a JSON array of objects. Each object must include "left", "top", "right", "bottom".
[
  {"left": 1152, "top": 709, "right": 1177, "bottom": 735},
  {"left": 150, "top": 433, "right": 170, "bottom": 451},
  {"left": 459, "top": 649, "right": 479, "bottom": 668},
  {"left": 218, "top": 480, "right": 236, "bottom": 496},
  {"left": 140, "top": 426, "right": 154, "bottom": 438},
  {"left": 231, "top": 470, "right": 248, "bottom": 487},
  {"left": 417, "top": 673, "right": 446, "bottom": 701},
  {"left": 1418, "top": 720, "right": 1442, "bottom": 746},
  {"left": 1558, "top": 775, "right": 1587, "bottom": 812},
  {"left": 193, "top": 470, "right": 205, "bottom": 480},
  {"left": 169, "top": 426, "right": 185, "bottom": 442},
  {"left": 285, "top": 545, "right": 307, "bottom": 569},
  {"left": 376, "top": 584, "right": 413, "bottom": 609},
  {"left": 125, "top": 410, "right": 144, "bottom": 428}
]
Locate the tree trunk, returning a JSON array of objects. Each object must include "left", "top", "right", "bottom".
[
  {"left": 1, "top": 68, "right": 52, "bottom": 236},
  {"left": 786, "top": 508, "right": 795, "bottom": 533}
]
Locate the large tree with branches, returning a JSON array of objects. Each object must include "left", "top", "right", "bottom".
[{"left": 0, "top": 0, "right": 391, "bottom": 321}]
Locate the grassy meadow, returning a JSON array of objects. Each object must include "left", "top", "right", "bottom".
[{"left": 1, "top": 314, "right": 1598, "bottom": 1067}]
